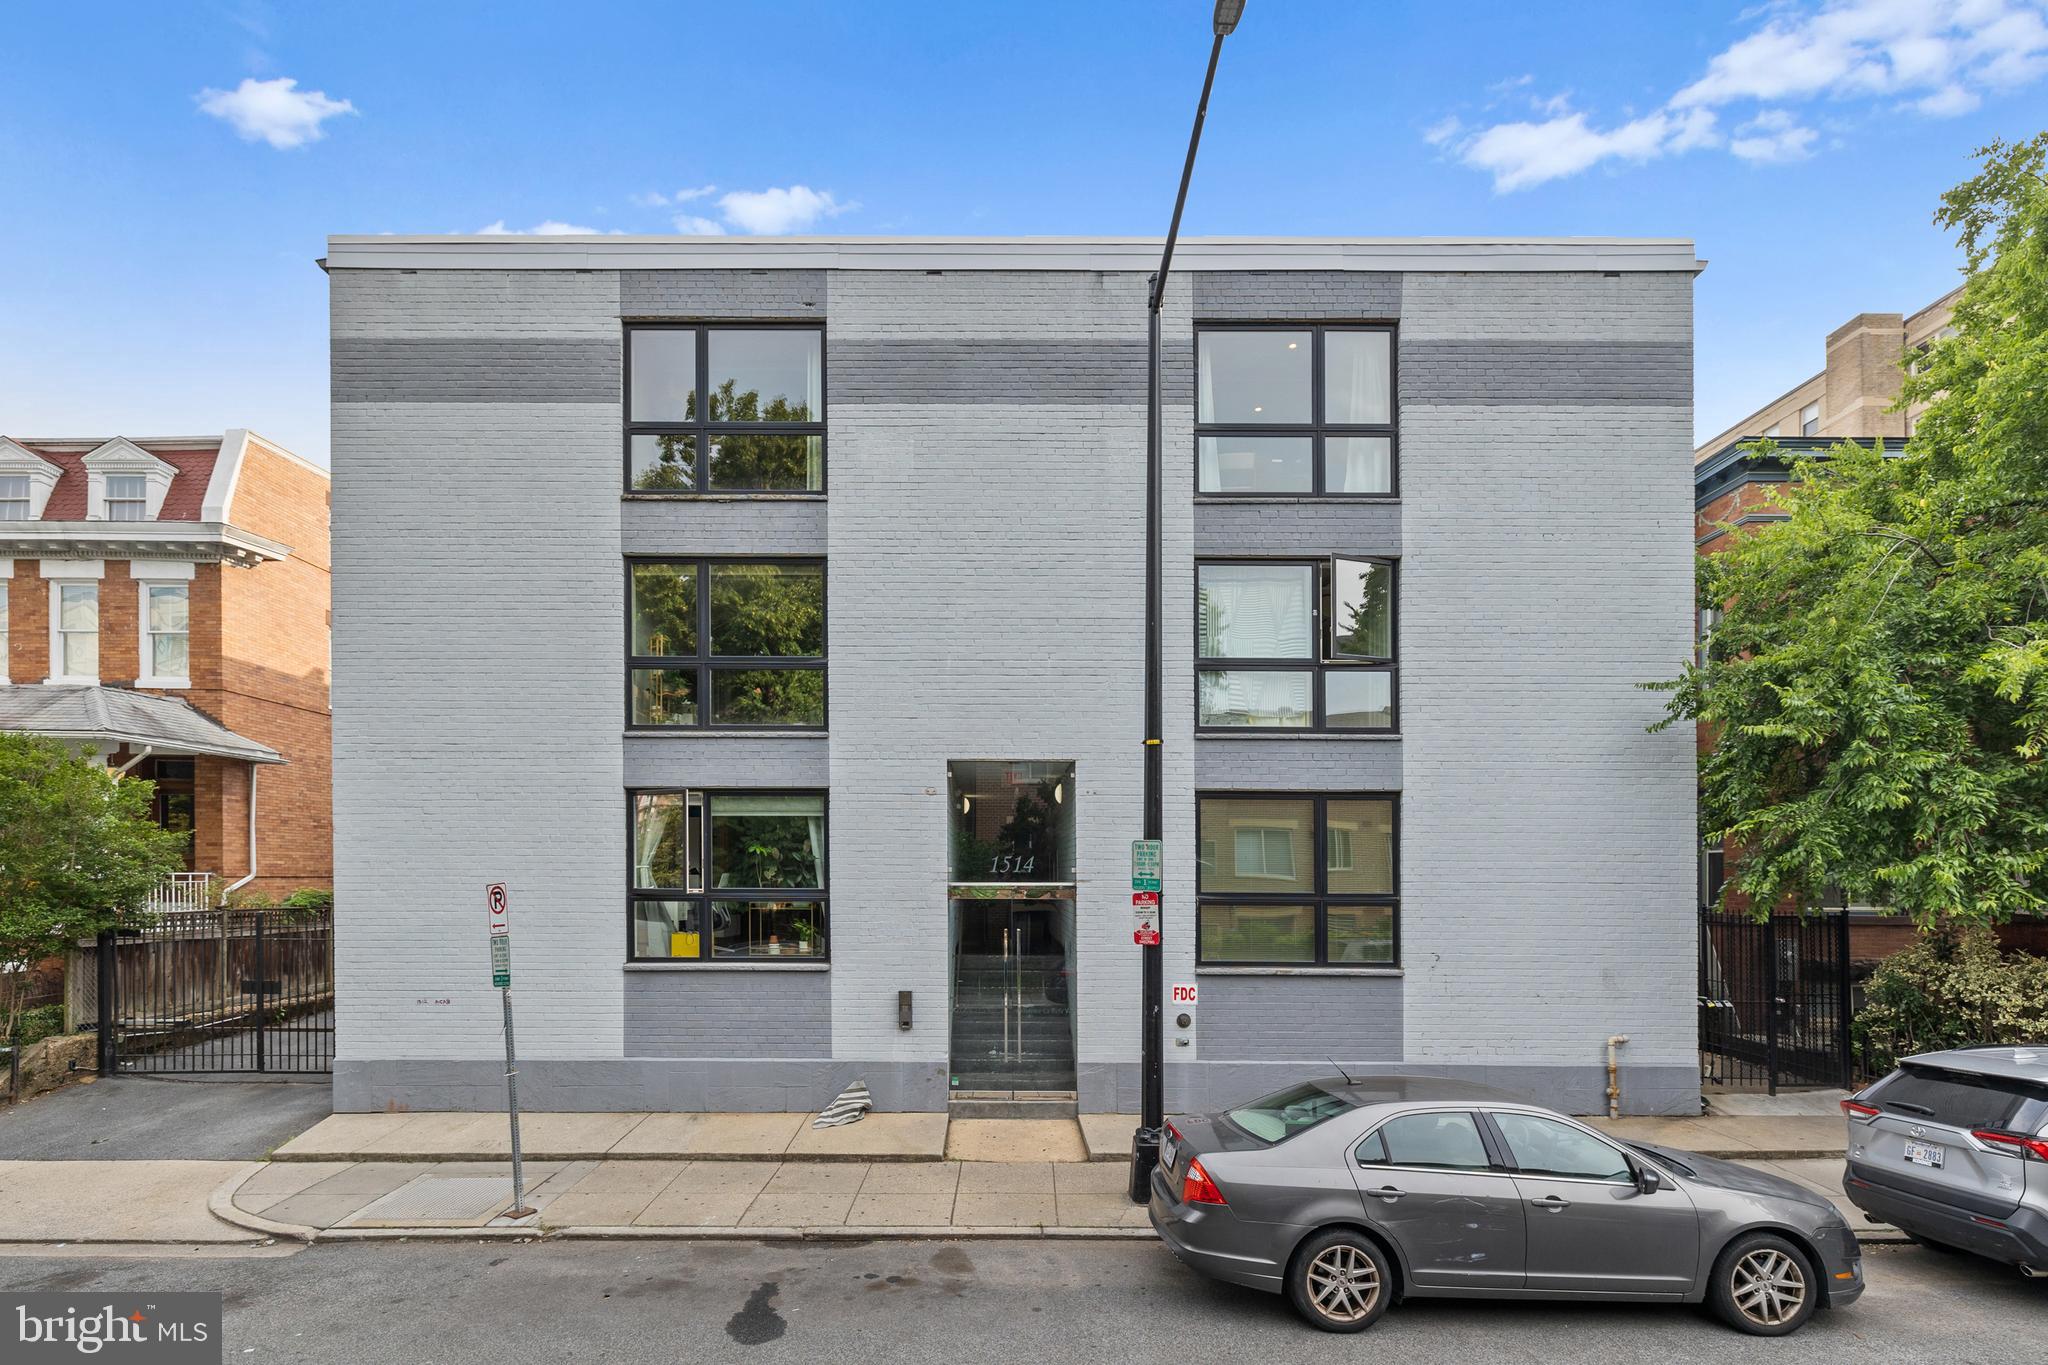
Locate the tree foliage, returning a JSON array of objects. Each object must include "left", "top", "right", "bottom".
[
  {"left": 1655, "top": 134, "right": 2048, "bottom": 926},
  {"left": 1854, "top": 927, "right": 2048, "bottom": 1073},
  {"left": 0, "top": 733, "right": 185, "bottom": 1040}
]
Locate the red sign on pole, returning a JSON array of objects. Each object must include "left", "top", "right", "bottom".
[
  {"left": 1134, "top": 924, "right": 1161, "bottom": 946},
  {"left": 1131, "top": 891, "right": 1159, "bottom": 908}
]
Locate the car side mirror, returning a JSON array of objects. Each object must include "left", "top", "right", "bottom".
[{"left": 1631, "top": 1162, "right": 1660, "bottom": 1196}]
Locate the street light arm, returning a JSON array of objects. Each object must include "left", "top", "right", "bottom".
[{"left": 1150, "top": 31, "right": 1227, "bottom": 313}]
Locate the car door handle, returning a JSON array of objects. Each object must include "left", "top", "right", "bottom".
[
  {"left": 1367, "top": 1185, "right": 1405, "bottom": 1202},
  {"left": 1530, "top": 1195, "right": 1572, "bottom": 1211}
]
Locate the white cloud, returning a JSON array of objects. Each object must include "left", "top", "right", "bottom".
[
  {"left": 1422, "top": 115, "right": 1463, "bottom": 147},
  {"left": 717, "top": 185, "right": 851, "bottom": 234},
  {"left": 673, "top": 215, "right": 725, "bottom": 235},
  {"left": 1460, "top": 107, "right": 1718, "bottom": 192},
  {"left": 631, "top": 184, "right": 717, "bottom": 208},
  {"left": 195, "top": 76, "right": 355, "bottom": 149},
  {"left": 477, "top": 219, "right": 608, "bottom": 235},
  {"left": 1729, "top": 109, "right": 1820, "bottom": 161},
  {"left": 1435, "top": 0, "right": 2048, "bottom": 190}
]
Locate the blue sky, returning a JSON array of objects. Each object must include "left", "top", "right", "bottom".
[{"left": 3, "top": 0, "right": 2044, "bottom": 466}]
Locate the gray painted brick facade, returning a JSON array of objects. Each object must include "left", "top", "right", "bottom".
[{"left": 329, "top": 242, "right": 1699, "bottom": 1118}]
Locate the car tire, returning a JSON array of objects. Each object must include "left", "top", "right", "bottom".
[
  {"left": 1286, "top": 1229, "right": 1393, "bottom": 1334},
  {"left": 1709, "top": 1232, "right": 1820, "bottom": 1337}
]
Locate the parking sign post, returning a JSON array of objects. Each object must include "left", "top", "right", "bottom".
[{"left": 486, "top": 883, "right": 534, "bottom": 1218}]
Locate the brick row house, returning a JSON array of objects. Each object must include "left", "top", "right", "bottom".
[
  {"left": 1693, "top": 288, "right": 2048, "bottom": 963},
  {"left": 0, "top": 430, "right": 333, "bottom": 925}
]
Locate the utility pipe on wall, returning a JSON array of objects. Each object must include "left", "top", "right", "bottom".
[
  {"left": 1607, "top": 1034, "right": 1630, "bottom": 1118},
  {"left": 221, "top": 769, "right": 260, "bottom": 908}
]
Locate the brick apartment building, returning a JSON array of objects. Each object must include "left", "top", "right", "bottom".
[
  {"left": 328, "top": 234, "right": 1700, "bottom": 1117},
  {"left": 1692, "top": 286, "right": 2047, "bottom": 961},
  {"left": 0, "top": 430, "right": 333, "bottom": 914}
]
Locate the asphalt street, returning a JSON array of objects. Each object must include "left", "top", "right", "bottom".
[
  {"left": 0, "top": 1075, "right": 331, "bottom": 1160},
  {"left": 0, "top": 1238, "right": 2038, "bottom": 1363}
]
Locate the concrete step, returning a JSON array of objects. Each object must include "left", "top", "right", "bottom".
[{"left": 948, "top": 1091, "right": 1081, "bottom": 1120}]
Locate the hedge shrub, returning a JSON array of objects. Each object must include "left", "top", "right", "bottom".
[{"left": 1854, "top": 927, "right": 2048, "bottom": 1074}]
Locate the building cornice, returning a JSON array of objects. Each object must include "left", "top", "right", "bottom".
[
  {"left": 322, "top": 234, "right": 1706, "bottom": 275},
  {"left": 1694, "top": 435, "right": 1907, "bottom": 511},
  {"left": 0, "top": 521, "right": 291, "bottom": 567}
]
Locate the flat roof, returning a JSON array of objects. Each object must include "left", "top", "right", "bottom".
[{"left": 323, "top": 235, "right": 1704, "bottom": 274}]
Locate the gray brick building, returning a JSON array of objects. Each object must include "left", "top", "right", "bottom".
[{"left": 325, "top": 236, "right": 1701, "bottom": 1117}]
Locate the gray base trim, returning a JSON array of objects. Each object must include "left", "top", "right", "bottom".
[
  {"left": 334, "top": 1059, "right": 1699, "bottom": 1117},
  {"left": 334, "top": 1059, "right": 948, "bottom": 1114}
]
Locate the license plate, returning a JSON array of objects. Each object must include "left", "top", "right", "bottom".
[
  {"left": 1160, "top": 1137, "right": 1179, "bottom": 1171},
  {"left": 1903, "top": 1140, "right": 1945, "bottom": 1169}
]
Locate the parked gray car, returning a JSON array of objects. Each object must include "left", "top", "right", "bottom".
[
  {"left": 1148, "top": 1076, "right": 1863, "bottom": 1335},
  {"left": 1842, "top": 1045, "right": 2048, "bottom": 1274}
]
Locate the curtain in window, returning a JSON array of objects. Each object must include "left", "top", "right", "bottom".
[
  {"left": 1199, "top": 566, "right": 1313, "bottom": 658},
  {"left": 634, "top": 795, "right": 681, "bottom": 888}
]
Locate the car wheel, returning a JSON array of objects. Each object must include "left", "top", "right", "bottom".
[
  {"left": 1710, "top": 1233, "right": 1819, "bottom": 1336},
  {"left": 1286, "top": 1229, "right": 1393, "bottom": 1334}
]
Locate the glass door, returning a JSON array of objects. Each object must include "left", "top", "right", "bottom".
[{"left": 950, "top": 898, "right": 1075, "bottom": 1092}]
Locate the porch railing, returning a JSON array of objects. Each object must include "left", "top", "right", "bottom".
[{"left": 145, "top": 872, "right": 219, "bottom": 914}]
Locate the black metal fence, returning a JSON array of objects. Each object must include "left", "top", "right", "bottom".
[
  {"left": 96, "top": 909, "right": 334, "bottom": 1074},
  {"left": 1699, "top": 909, "right": 1852, "bottom": 1093}
]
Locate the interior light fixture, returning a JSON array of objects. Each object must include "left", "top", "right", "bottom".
[
  {"left": 1286, "top": 342, "right": 1297, "bottom": 349},
  {"left": 1253, "top": 405, "right": 1263, "bottom": 412},
  {"left": 1053, "top": 782, "right": 1064, "bottom": 804}
]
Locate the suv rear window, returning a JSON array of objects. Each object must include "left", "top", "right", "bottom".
[
  {"left": 1226, "top": 1082, "right": 1359, "bottom": 1144},
  {"left": 1874, "top": 1065, "right": 2037, "bottom": 1130}
]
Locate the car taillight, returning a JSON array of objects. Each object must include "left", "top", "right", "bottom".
[
  {"left": 1972, "top": 1129, "right": 2048, "bottom": 1162},
  {"left": 1841, "top": 1099, "right": 1881, "bottom": 1120},
  {"left": 1166, "top": 1122, "right": 1184, "bottom": 1145},
  {"left": 1182, "top": 1158, "right": 1226, "bottom": 1206}
]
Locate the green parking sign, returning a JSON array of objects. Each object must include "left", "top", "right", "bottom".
[
  {"left": 1132, "top": 839, "right": 1162, "bottom": 893},
  {"left": 490, "top": 935, "right": 511, "bottom": 988}
]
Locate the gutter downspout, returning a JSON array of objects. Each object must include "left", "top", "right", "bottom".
[
  {"left": 1607, "top": 1035, "right": 1630, "bottom": 1119},
  {"left": 219, "top": 762, "right": 259, "bottom": 906},
  {"left": 112, "top": 745, "right": 154, "bottom": 776}
]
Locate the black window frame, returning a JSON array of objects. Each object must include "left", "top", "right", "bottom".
[
  {"left": 1195, "top": 555, "right": 1398, "bottom": 734},
  {"left": 622, "top": 321, "right": 828, "bottom": 496},
  {"left": 1194, "top": 321, "right": 1399, "bottom": 499},
  {"left": 1194, "top": 790, "right": 1401, "bottom": 968},
  {"left": 625, "top": 556, "right": 828, "bottom": 731},
  {"left": 626, "top": 786, "right": 829, "bottom": 964}
]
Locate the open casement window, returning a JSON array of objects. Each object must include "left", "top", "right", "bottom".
[
  {"left": 1196, "top": 556, "right": 1396, "bottom": 731},
  {"left": 1196, "top": 793, "right": 1399, "bottom": 967},
  {"left": 1195, "top": 324, "right": 1397, "bottom": 496},
  {"left": 627, "top": 559, "right": 826, "bottom": 729},
  {"left": 629, "top": 789, "right": 827, "bottom": 962},
  {"left": 625, "top": 325, "right": 826, "bottom": 493}
]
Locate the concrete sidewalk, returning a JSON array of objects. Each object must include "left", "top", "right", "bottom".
[
  {"left": 276, "top": 1110, "right": 1849, "bottom": 1165},
  {"left": 0, "top": 1160, "right": 268, "bottom": 1245},
  {"left": 215, "top": 1152, "right": 1897, "bottom": 1245}
]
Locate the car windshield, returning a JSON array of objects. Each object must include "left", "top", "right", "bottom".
[{"left": 1225, "top": 1082, "right": 1359, "bottom": 1144}]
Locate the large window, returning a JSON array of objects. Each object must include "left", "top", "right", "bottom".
[
  {"left": 625, "top": 325, "right": 825, "bottom": 493},
  {"left": 627, "top": 559, "right": 826, "bottom": 729},
  {"left": 629, "top": 789, "right": 827, "bottom": 962},
  {"left": 141, "top": 583, "right": 190, "bottom": 684},
  {"left": 1196, "top": 557, "right": 1395, "bottom": 731},
  {"left": 1196, "top": 324, "right": 1396, "bottom": 496},
  {"left": 53, "top": 582, "right": 98, "bottom": 681},
  {"left": 1197, "top": 794, "right": 1398, "bottom": 966}
]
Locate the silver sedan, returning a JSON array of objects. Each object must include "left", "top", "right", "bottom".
[{"left": 1147, "top": 1075, "right": 1863, "bottom": 1335}]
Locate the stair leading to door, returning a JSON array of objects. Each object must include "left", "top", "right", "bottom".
[{"left": 948, "top": 1089, "right": 1080, "bottom": 1120}]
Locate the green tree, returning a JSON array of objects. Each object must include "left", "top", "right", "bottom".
[
  {"left": 1654, "top": 133, "right": 2048, "bottom": 927},
  {"left": 0, "top": 733, "right": 185, "bottom": 1041}
]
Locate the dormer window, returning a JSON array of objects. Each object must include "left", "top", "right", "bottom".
[
  {"left": 105, "top": 475, "right": 150, "bottom": 521},
  {"left": 0, "top": 475, "right": 29, "bottom": 520}
]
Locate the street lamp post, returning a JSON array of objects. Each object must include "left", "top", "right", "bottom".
[{"left": 1130, "top": 0, "right": 1244, "bottom": 1204}]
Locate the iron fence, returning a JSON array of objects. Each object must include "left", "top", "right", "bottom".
[
  {"left": 1699, "top": 909, "right": 1852, "bottom": 1094},
  {"left": 97, "top": 909, "right": 334, "bottom": 1074}
]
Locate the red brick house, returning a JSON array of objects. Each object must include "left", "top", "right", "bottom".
[{"left": 0, "top": 430, "right": 331, "bottom": 909}]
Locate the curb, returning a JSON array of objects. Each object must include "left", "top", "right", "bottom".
[
  {"left": 302, "top": 1224, "right": 1154, "bottom": 1243},
  {"left": 208, "top": 1166, "right": 318, "bottom": 1244},
  {"left": 269, "top": 1150, "right": 946, "bottom": 1165}
]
